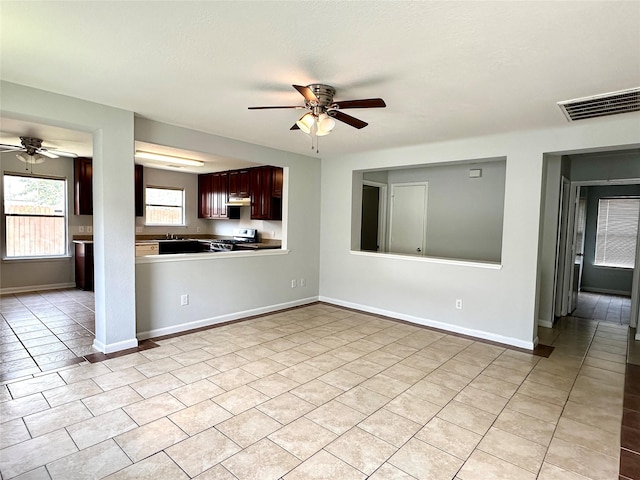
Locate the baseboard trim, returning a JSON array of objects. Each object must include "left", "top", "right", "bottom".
[
  {"left": 0, "top": 282, "right": 77, "bottom": 295},
  {"left": 538, "top": 319, "right": 554, "bottom": 328},
  {"left": 93, "top": 337, "right": 139, "bottom": 354},
  {"left": 137, "top": 296, "right": 319, "bottom": 341},
  {"left": 319, "top": 296, "right": 535, "bottom": 350},
  {"left": 580, "top": 287, "right": 631, "bottom": 297}
]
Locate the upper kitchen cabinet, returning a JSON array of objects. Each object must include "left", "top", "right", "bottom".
[
  {"left": 250, "top": 166, "right": 283, "bottom": 220},
  {"left": 198, "top": 172, "right": 238, "bottom": 219},
  {"left": 75, "top": 159, "right": 145, "bottom": 216},
  {"left": 198, "top": 173, "right": 213, "bottom": 218},
  {"left": 228, "top": 169, "right": 250, "bottom": 198},
  {"left": 135, "top": 164, "right": 144, "bottom": 217},
  {"left": 272, "top": 167, "right": 283, "bottom": 198},
  {"left": 74, "top": 157, "right": 93, "bottom": 215}
]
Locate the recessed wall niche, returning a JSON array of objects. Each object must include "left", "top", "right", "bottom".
[{"left": 352, "top": 158, "right": 506, "bottom": 263}]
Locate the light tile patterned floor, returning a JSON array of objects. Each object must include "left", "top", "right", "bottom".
[
  {"left": 573, "top": 291, "right": 632, "bottom": 325},
  {"left": 0, "top": 301, "right": 626, "bottom": 479}
]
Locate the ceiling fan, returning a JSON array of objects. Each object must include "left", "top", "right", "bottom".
[
  {"left": 248, "top": 84, "right": 386, "bottom": 151},
  {"left": 0, "top": 136, "right": 77, "bottom": 164}
]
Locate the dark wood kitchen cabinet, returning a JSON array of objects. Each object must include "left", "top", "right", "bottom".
[
  {"left": 198, "top": 173, "right": 213, "bottom": 218},
  {"left": 198, "top": 172, "right": 238, "bottom": 219},
  {"left": 75, "top": 242, "right": 94, "bottom": 291},
  {"left": 75, "top": 159, "right": 144, "bottom": 217},
  {"left": 228, "top": 169, "right": 250, "bottom": 198},
  {"left": 250, "top": 166, "right": 283, "bottom": 220},
  {"left": 135, "top": 164, "right": 144, "bottom": 217},
  {"left": 74, "top": 157, "right": 93, "bottom": 215}
]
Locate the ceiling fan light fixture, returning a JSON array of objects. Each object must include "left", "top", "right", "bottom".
[
  {"left": 296, "top": 113, "right": 315, "bottom": 134},
  {"left": 317, "top": 113, "right": 335, "bottom": 136},
  {"left": 16, "top": 153, "right": 46, "bottom": 164},
  {"left": 134, "top": 151, "right": 205, "bottom": 167}
]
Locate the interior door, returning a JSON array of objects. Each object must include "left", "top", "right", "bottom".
[
  {"left": 554, "top": 177, "right": 571, "bottom": 316},
  {"left": 569, "top": 187, "right": 586, "bottom": 312},
  {"left": 361, "top": 185, "right": 380, "bottom": 251},
  {"left": 389, "top": 183, "right": 428, "bottom": 255}
]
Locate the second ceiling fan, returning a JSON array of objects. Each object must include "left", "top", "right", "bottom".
[{"left": 249, "top": 84, "right": 386, "bottom": 150}]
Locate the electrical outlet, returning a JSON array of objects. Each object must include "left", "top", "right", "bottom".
[
  {"left": 291, "top": 279, "right": 297, "bottom": 288},
  {"left": 136, "top": 226, "right": 142, "bottom": 233},
  {"left": 455, "top": 299, "right": 463, "bottom": 310},
  {"left": 87, "top": 226, "right": 93, "bottom": 234},
  {"left": 79, "top": 226, "right": 85, "bottom": 233},
  {"left": 300, "top": 278, "right": 306, "bottom": 287},
  {"left": 197, "top": 227, "right": 202, "bottom": 233},
  {"left": 181, "top": 294, "right": 189, "bottom": 306}
]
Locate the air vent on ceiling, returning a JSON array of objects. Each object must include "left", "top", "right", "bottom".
[{"left": 558, "top": 87, "right": 640, "bottom": 121}]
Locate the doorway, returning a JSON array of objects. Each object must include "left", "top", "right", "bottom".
[{"left": 549, "top": 153, "right": 640, "bottom": 330}]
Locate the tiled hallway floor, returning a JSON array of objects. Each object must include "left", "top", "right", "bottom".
[
  {"left": 0, "top": 300, "right": 627, "bottom": 479},
  {"left": 573, "top": 291, "right": 632, "bottom": 325}
]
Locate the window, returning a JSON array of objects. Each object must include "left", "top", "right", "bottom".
[
  {"left": 3, "top": 173, "right": 67, "bottom": 258},
  {"left": 145, "top": 186, "right": 185, "bottom": 226},
  {"left": 595, "top": 197, "right": 640, "bottom": 268}
]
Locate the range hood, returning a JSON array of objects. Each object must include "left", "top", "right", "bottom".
[{"left": 226, "top": 197, "right": 251, "bottom": 207}]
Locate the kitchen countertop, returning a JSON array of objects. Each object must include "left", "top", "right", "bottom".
[{"left": 74, "top": 236, "right": 282, "bottom": 250}]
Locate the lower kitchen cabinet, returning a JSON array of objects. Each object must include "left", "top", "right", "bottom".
[{"left": 74, "top": 242, "right": 94, "bottom": 291}]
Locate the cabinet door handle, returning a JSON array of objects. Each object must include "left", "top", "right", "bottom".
[{"left": 417, "top": 248, "right": 422, "bottom": 253}]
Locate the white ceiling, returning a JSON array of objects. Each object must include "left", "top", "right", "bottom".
[{"left": 1, "top": 1, "right": 638, "bottom": 166}]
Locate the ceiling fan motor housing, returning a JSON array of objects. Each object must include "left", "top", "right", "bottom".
[
  {"left": 20, "top": 136, "right": 44, "bottom": 156},
  {"left": 307, "top": 84, "right": 336, "bottom": 109}
]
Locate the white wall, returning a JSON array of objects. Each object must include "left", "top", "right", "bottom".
[
  {"left": 319, "top": 115, "right": 640, "bottom": 349},
  {"left": 1, "top": 81, "right": 137, "bottom": 353},
  {"left": 134, "top": 118, "right": 320, "bottom": 338}
]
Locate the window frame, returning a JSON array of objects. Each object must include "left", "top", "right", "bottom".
[
  {"left": 3, "top": 172, "right": 69, "bottom": 260},
  {"left": 594, "top": 196, "right": 640, "bottom": 269},
  {"left": 144, "top": 185, "right": 186, "bottom": 227}
]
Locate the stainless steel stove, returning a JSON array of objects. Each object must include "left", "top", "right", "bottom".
[{"left": 209, "top": 228, "right": 257, "bottom": 251}]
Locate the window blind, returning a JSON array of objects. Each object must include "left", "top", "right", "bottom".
[{"left": 594, "top": 197, "right": 640, "bottom": 268}]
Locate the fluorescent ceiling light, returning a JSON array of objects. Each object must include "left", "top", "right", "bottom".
[{"left": 135, "top": 151, "right": 205, "bottom": 167}]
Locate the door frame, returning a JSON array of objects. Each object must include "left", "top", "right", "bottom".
[
  {"left": 388, "top": 182, "right": 428, "bottom": 256},
  {"left": 554, "top": 176, "right": 571, "bottom": 316},
  {"left": 363, "top": 180, "right": 388, "bottom": 252}
]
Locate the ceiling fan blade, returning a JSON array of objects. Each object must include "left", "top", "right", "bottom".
[
  {"left": 46, "top": 149, "right": 78, "bottom": 158},
  {"left": 0, "top": 144, "right": 24, "bottom": 152},
  {"left": 328, "top": 110, "right": 368, "bottom": 129},
  {"left": 332, "top": 98, "right": 386, "bottom": 109},
  {"left": 37, "top": 149, "right": 59, "bottom": 159},
  {"left": 293, "top": 85, "right": 319, "bottom": 104},
  {"left": 248, "top": 106, "right": 306, "bottom": 110},
  {"left": 290, "top": 124, "right": 300, "bottom": 130}
]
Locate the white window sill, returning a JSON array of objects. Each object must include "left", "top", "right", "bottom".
[
  {"left": 593, "top": 264, "right": 634, "bottom": 271},
  {"left": 2, "top": 255, "right": 72, "bottom": 263},
  {"left": 144, "top": 224, "right": 187, "bottom": 228}
]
